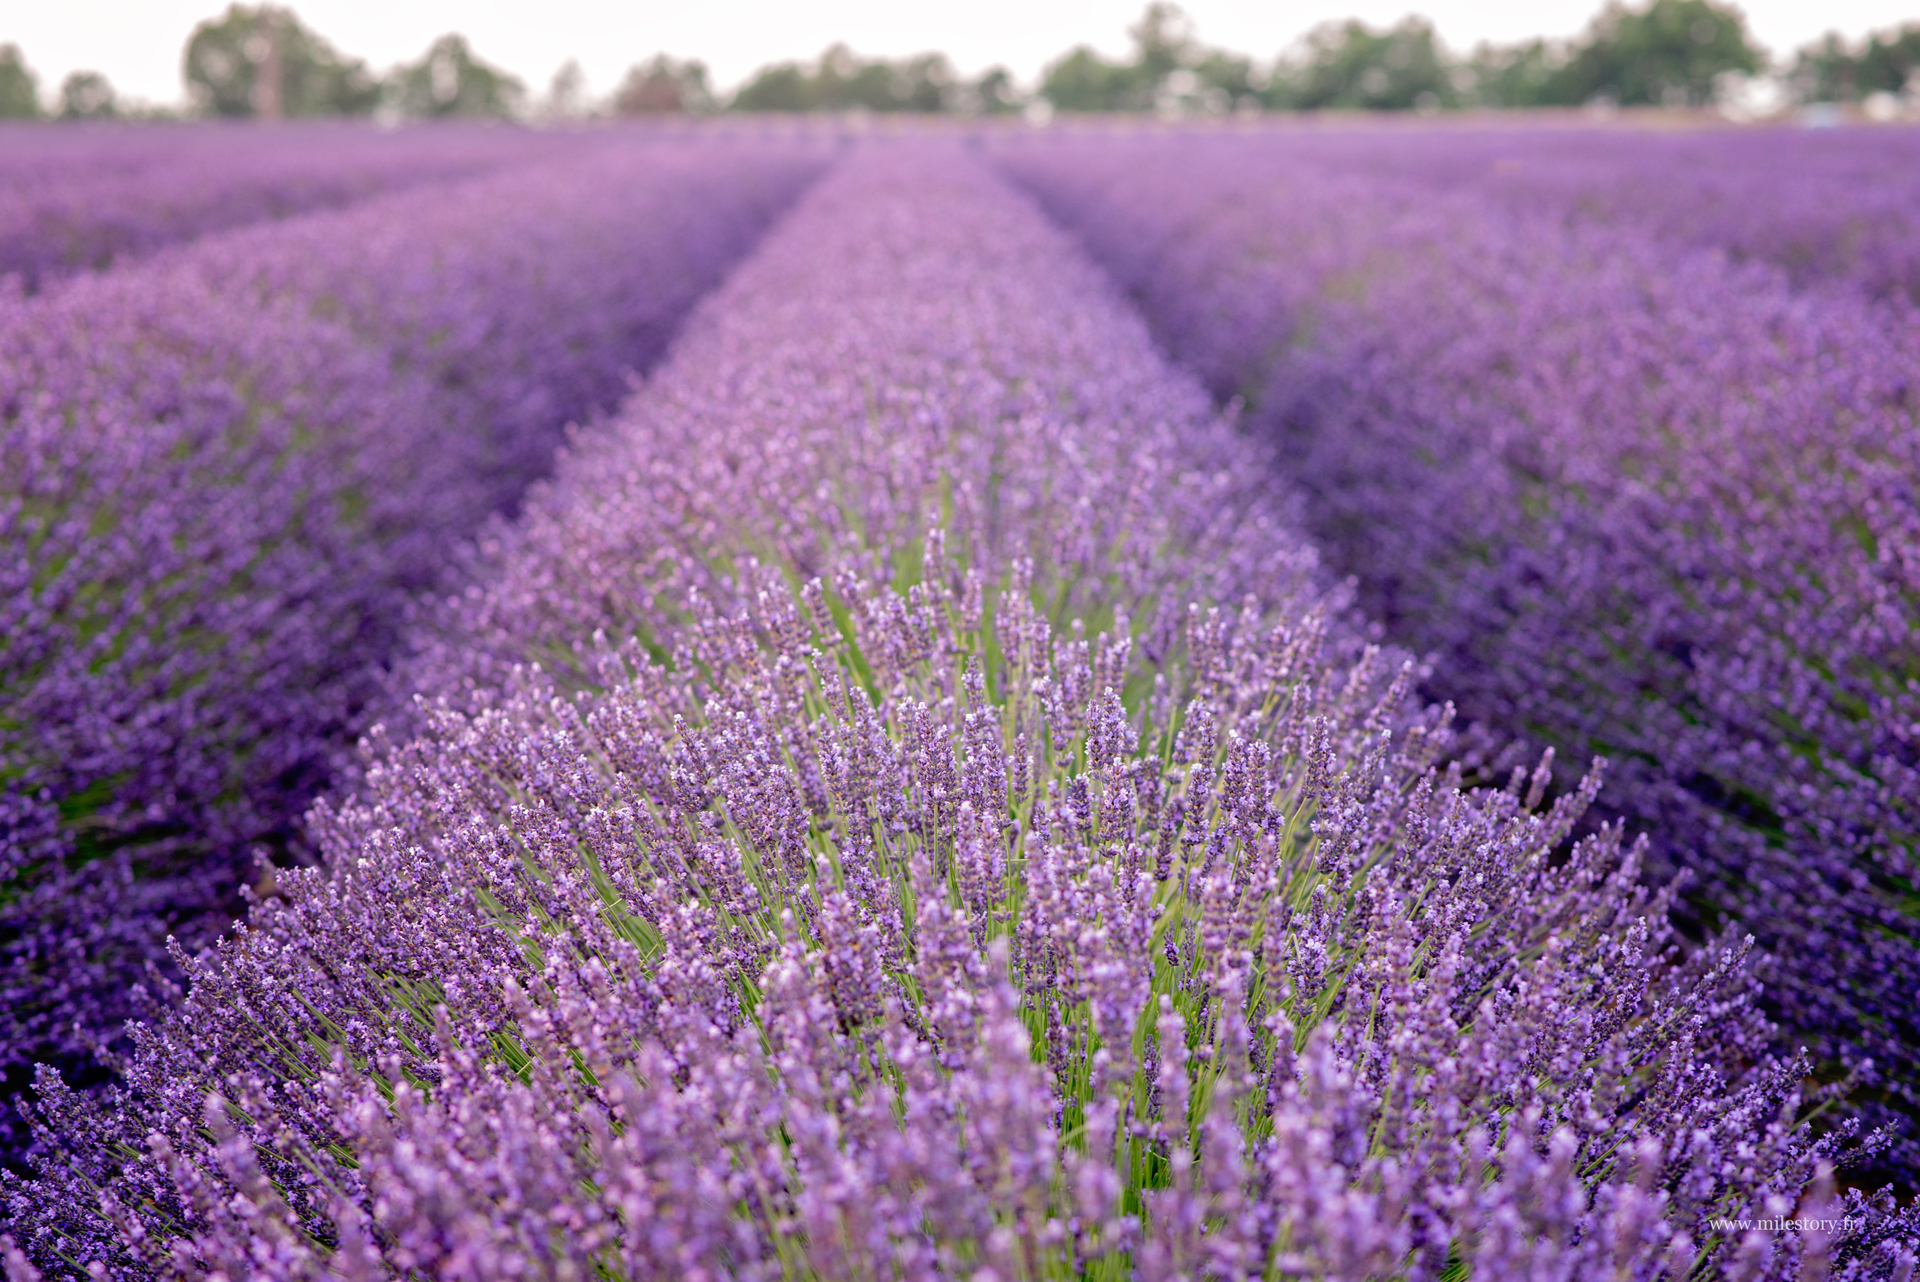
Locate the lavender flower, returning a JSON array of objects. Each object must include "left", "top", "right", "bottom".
[
  {"left": 9, "top": 144, "right": 1910, "bottom": 1280},
  {"left": 997, "top": 130, "right": 1920, "bottom": 1169},
  {"left": 0, "top": 122, "right": 579, "bottom": 294},
  {"left": 1, "top": 137, "right": 826, "bottom": 1160},
  {"left": 1139, "top": 124, "right": 1920, "bottom": 304}
]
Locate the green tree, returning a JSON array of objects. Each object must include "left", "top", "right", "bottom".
[
  {"left": 731, "top": 58, "right": 805, "bottom": 112},
  {"left": 1553, "top": 0, "right": 1759, "bottom": 106},
  {"left": 58, "top": 71, "right": 119, "bottom": 120},
  {"left": 1792, "top": 33, "right": 1857, "bottom": 101},
  {"left": 813, "top": 45, "right": 889, "bottom": 109},
  {"left": 1857, "top": 25, "right": 1920, "bottom": 96},
  {"left": 959, "top": 66, "right": 1023, "bottom": 115},
  {"left": 0, "top": 43, "right": 41, "bottom": 118},
  {"left": 1039, "top": 3, "right": 1208, "bottom": 112},
  {"left": 184, "top": 4, "right": 380, "bottom": 117},
  {"left": 1792, "top": 25, "right": 1920, "bottom": 101},
  {"left": 389, "top": 34, "right": 524, "bottom": 118},
  {"left": 817, "top": 46, "right": 954, "bottom": 111},
  {"left": 731, "top": 46, "right": 956, "bottom": 113},
  {"left": 615, "top": 55, "right": 712, "bottom": 114},
  {"left": 1038, "top": 46, "right": 1140, "bottom": 111},
  {"left": 1130, "top": 2, "right": 1198, "bottom": 82},
  {"left": 1459, "top": 38, "right": 1573, "bottom": 107},
  {"left": 732, "top": 62, "right": 813, "bottom": 112},
  {"left": 1271, "top": 17, "right": 1454, "bottom": 111},
  {"left": 1189, "top": 49, "right": 1260, "bottom": 106}
]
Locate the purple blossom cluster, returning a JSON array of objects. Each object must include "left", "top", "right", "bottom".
[
  {"left": 995, "top": 131, "right": 1920, "bottom": 1156},
  {"left": 6, "top": 145, "right": 1914, "bottom": 1279},
  {"left": 0, "top": 123, "right": 581, "bottom": 294},
  {"left": 1, "top": 137, "right": 825, "bottom": 1156}
]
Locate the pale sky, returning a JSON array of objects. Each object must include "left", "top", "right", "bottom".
[{"left": 8, "top": 0, "right": 1919, "bottom": 110}]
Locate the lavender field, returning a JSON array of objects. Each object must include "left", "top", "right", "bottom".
[{"left": 1, "top": 123, "right": 1918, "bottom": 1279}]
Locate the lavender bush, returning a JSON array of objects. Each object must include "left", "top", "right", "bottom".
[
  {"left": 1168, "top": 124, "right": 1920, "bottom": 304},
  {"left": 7, "top": 145, "right": 1913, "bottom": 1280},
  {"left": 996, "top": 133, "right": 1920, "bottom": 1156},
  {"left": 0, "top": 123, "right": 581, "bottom": 294},
  {"left": 1, "top": 138, "right": 825, "bottom": 1156}
]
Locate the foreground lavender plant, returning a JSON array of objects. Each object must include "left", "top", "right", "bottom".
[
  {"left": 997, "top": 133, "right": 1920, "bottom": 1163},
  {"left": 0, "top": 138, "right": 825, "bottom": 1158},
  {"left": 8, "top": 145, "right": 1912, "bottom": 1280}
]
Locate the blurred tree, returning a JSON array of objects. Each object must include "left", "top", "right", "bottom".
[
  {"left": 958, "top": 66, "right": 1024, "bottom": 115},
  {"left": 814, "top": 45, "right": 885, "bottom": 109},
  {"left": 1039, "top": 47, "right": 1141, "bottom": 111},
  {"left": 892, "top": 55, "right": 958, "bottom": 111},
  {"left": 1040, "top": 3, "right": 1203, "bottom": 111},
  {"left": 1149, "top": 9, "right": 1255, "bottom": 113},
  {"left": 821, "top": 45, "right": 935, "bottom": 111},
  {"left": 58, "top": 71, "right": 119, "bottom": 120},
  {"left": 732, "top": 45, "right": 956, "bottom": 112},
  {"left": 733, "top": 62, "right": 812, "bottom": 111},
  {"left": 390, "top": 34, "right": 525, "bottom": 118},
  {"left": 615, "top": 55, "right": 712, "bottom": 114},
  {"left": 540, "top": 59, "right": 588, "bottom": 119},
  {"left": 1458, "top": 38, "right": 1571, "bottom": 107},
  {"left": 0, "top": 43, "right": 41, "bottom": 118},
  {"left": 1271, "top": 17, "right": 1454, "bottom": 111},
  {"left": 1792, "top": 32, "right": 1858, "bottom": 102},
  {"left": 1792, "top": 25, "right": 1920, "bottom": 101},
  {"left": 184, "top": 4, "right": 380, "bottom": 117},
  {"left": 1131, "top": 2, "right": 1199, "bottom": 81},
  {"left": 722, "top": 2, "right": 1250, "bottom": 117},
  {"left": 1552, "top": 0, "right": 1759, "bottom": 106},
  {"left": 1857, "top": 26, "right": 1920, "bottom": 96},
  {"left": 1189, "top": 49, "right": 1260, "bottom": 106}
]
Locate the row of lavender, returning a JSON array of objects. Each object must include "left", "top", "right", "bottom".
[
  {"left": 1096, "top": 124, "right": 1920, "bottom": 305},
  {"left": 8, "top": 144, "right": 1913, "bottom": 1278},
  {"left": 0, "top": 124, "right": 589, "bottom": 293},
  {"left": 1, "top": 137, "right": 827, "bottom": 1157},
  {"left": 1386, "top": 127, "right": 1920, "bottom": 304},
  {"left": 995, "top": 132, "right": 1920, "bottom": 1148}
]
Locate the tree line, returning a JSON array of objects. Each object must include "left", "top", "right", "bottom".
[
  {"left": 1, "top": 0, "right": 1916, "bottom": 122},
  {"left": 0, "top": 6, "right": 524, "bottom": 121}
]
